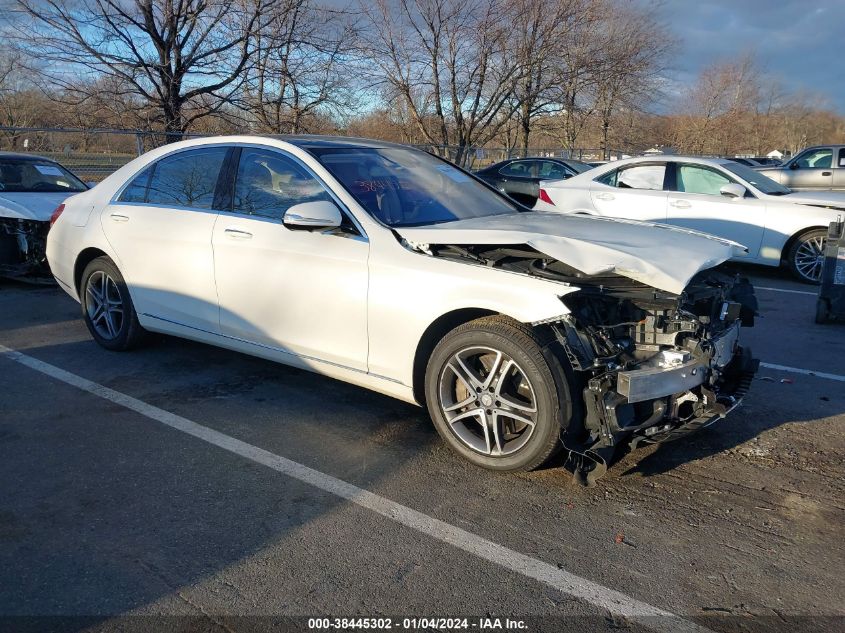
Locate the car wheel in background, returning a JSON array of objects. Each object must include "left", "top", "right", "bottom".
[
  {"left": 425, "top": 316, "right": 568, "bottom": 471},
  {"left": 80, "top": 256, "right": 145, "bottom": 351},
  {"left": 787, "top": 229, "right": 826, "bottom": 283}
]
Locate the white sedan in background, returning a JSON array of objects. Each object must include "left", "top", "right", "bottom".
[{"left": 534, "top": 156, "right": 845, "bottom": 283}]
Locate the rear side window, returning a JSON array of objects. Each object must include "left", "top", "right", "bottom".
[
  {"left": 121, "top": 147, "right": 227, "bottom": 208},
  {"left": 597, "top": 164, "right": 666, "bottom": 190},
  {"left": 839, "top": 149, "right": 845, "bottom": 167},
  {"left": 232, "top": 148, "right": 331, "bottom": 221}
]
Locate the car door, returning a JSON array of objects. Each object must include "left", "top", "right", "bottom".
[
  {"left": 497, "top": 160, "right": 538, "bottom": 204},
  {"left": 833, "top": 149, "right": 845, "bottom": 190},
  {"left": 103, "top": 146, "right": 229, "bottom": 331},
  {"left": 589, "top": 162, "right": 669, "bottom": 222},
  {"left": 783, "top": 148, "right": 834, "bottom": 190},
  {"left": 211, "top": 146, "right": 369, "bottom": 371},
  {"left": 665, "top": 162, "right": 766, "bottom": 258}
]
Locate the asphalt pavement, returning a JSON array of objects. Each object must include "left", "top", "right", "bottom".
[{"left": 1, "top": 263, "right": 843, "bottom": 633}]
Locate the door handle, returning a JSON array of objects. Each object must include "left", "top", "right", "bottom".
[
  {"left": 109, "top": 213, "right": 129, "bottom": 222},
  {"left": 822, "top": 171, "right": 832, "bottom": 176},
  {"left": 595, "top": 192, "right": 615, "bottom": 201},
  {"left": 224, "top": 228, "right": 253, "bottom": 239},
  {"left": 669, "top": 199, "right": 692, "bottom": 209}
]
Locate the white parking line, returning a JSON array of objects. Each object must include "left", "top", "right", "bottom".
[
  {"left": 0, "top": 342, "right": 713, "bottom": 633},
  {"left": 754, "top": 286, "right": 817, "bottom": 296},
  {"left": 759, "top": 362, "right": 845, "bottom": 383}
]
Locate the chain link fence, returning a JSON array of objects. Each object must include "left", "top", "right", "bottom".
[{"left": 0, "top": 126, "right": 628, "bottom": 181}]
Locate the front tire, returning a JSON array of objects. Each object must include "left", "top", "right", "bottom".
[
  {"left": 787, "top": 229, "right": 826, "bottom": 283},
  {"left": 424, "top": 316, "right": 569, "bottom": 471},
  {"left": 80, "top": 256, "right": 145, "bottom": 351}
]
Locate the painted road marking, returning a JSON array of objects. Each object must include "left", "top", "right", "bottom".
[
  {"left": 754, "top": 286, "right": 816, "bottom": 296},
  {"left": 0, "top": 343, "right": 712, "bottom": 633},
  {"left": 760, "top": 362, "right": 845, "bottom": 383}
]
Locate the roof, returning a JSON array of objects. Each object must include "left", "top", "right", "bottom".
[
  {"left": 0, "top": 151, "right": 58, "bottom": 162},
  {"left": 270, "top": 135, "right": 410, "bottom": 150}
]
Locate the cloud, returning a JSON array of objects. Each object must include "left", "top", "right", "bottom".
[{"left": 653, "top": 0, "right": 845, "bottom": 111}]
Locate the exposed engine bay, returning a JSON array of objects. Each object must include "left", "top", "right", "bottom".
[
  {"left": 0, "top": 218, "right": 50, "bottom": 280},
  {"left": 415, "top": 242, "right": 759, "bottom": 484}
]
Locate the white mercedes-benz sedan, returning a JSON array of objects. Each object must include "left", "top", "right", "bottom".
[
  {"left": 47, "top": 136, "right": 758, "bottom": 483},
  {"left": 533, "top": 155, "right": 845, "bottom": 283}
]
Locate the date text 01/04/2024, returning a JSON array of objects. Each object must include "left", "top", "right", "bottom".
[{"left": 307, "top": 617, "right": 528, "bottom": 630}]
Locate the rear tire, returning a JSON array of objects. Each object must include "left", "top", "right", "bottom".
[
  {"left": 424, "top": 316, "right": 569, "bottom": 471},
  {"left": 80, "top": 256, "right": 145, "bottom": 351},
  {"left": 787, "top": 229, "right": 826, "bottom": 283}
]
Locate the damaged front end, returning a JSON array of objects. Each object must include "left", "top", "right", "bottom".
[
  {"left": 0, "top": 218, "right": 51, "bottom": 280},
  {"left": 422, "top": 243, "right": 759, "bottom": 484},
  {"left": 547, "top": 269, "right": 758, "bottom": 485}
]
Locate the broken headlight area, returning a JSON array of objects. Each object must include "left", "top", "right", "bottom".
[
  {"left": 0, "top": 218, "right": 50, "bottom": 279},
  {"left": 546, "top": 270, "right": 759, "bottom": 485}
]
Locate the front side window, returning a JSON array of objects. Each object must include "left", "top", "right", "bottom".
[
  {"left": 499, "top": 161, "right": 534, "bottom": 177},
  {"left": 538, "top": 161, "right": 568, "bottom": 179},
  {"left": 0, "top": 158, "right": 86, "bottom": 193},
  {"left": 144, "top": 147, "right": 228, "bottom": 209},
  {"left": 675, "top": 164, "right": 732, "bottom": 196},
  {"left": 232, "top": 148, "right": 331, "bottom": 221},
  {"left": 598, "top": 164, "right": 666, "bottom": 190},
  {"left": 310, "top": 147, "right": 519, "bottom": 227},
  {"left": 794, "top": 148, "right": 832, "bottom": 169}
]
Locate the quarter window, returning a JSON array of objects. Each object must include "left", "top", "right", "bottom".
[
  {"left": 143, "top": 148, "right": 227, "bottom": 208},
  {"left": 118, "top": 166, "right": 153, "bottom": 203},
  {"left": 838, "top": 148, "right": 845, "bottom": 167},
  {"left": 675, "top": 164, "right": 732, "bottom": 196},
  {"left": 233, "top": 148, "right": 331, "bottom": 221}
]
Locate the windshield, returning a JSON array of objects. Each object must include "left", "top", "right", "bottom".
[
  {"left": 308, "top": 147, "right": 520, "bottom": 227},
  {"left": 0, "top": 157, "right": 87, "bottom": 193},
  {"left": 723, "top": 161, "right": 791, "bottom": 195}
]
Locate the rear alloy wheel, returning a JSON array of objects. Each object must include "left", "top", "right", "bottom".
[
  {"left": 81, "top": 256, "right": 144, "bottom": 351},
  {"left": 788, "top": 229, "right": 826, "bottom": 283},
  {"left": 425, "top": 316, "right": 569, "bottom": 471}
]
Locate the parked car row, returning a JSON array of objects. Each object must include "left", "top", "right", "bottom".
[{"left": 534, "top": 156, "right": 844, "bottom": 283}]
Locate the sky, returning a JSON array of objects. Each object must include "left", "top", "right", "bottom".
[{"left": 654, "top": 0, "right": 845, "bottom": 111}]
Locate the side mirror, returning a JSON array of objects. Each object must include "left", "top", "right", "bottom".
[
  {"left": 720, "top": 183, "right": 746, "bottom": 199},
  {"left": 283, "top": 200, "right": 342, "bottom": 230},
  {"left": 789, "top": 162, "right": 799, "bottom": 170}
]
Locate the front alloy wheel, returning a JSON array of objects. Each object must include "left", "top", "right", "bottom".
[
  {"left": 425, "top": 316, "right": 571, "bottom": 472},
  {"left": 439, "top": 347, "right": 538, "bottom": 457},
  {"left": 789, "top": 229, "right": 826, "bottom": 283}
]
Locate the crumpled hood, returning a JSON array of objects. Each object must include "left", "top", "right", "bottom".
[
  {"left": 0, "top": 192, "right": 71, "bottom": 221},
  {"left": 778, "top": 191, "right": 845, "bottom": 207},
  {"left": 396, "top": 212, "right": 747, "bottom": 295}
]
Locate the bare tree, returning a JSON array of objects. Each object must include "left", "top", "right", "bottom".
[
  {"left": 244, "top": 0, "right": 358, "bottom": 134},
  {"left": 14, "top": 0, "right": 271, "bottom": 136},
  {"left": 593, "top": 1, "right": 674, "bottom": 159},
  {"left": 359, "top": 0, "right": 523, "bottom": 166},
  {"left": 672, "top": 53, "right": 760, "bottom": 154}
]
